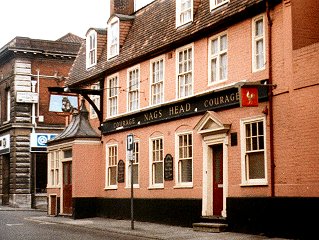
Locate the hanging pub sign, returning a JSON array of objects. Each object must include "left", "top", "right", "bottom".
[
  {"left": 240, "top": 86, "right": 259, "bottom": 107},
  {"left": 48, "top": 94, "right": 78, "bottom": 113},
  {"left": 164, "top": 154, "right": 174, "bottom": 181}
]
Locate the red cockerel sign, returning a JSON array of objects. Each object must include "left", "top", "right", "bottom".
[{"left": 240, "top": 86, "right": 259, "bottom": 107}]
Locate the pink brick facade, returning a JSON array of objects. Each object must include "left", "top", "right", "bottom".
[{"left": 49, "top": 0, "right": 319, "bottom": 238}]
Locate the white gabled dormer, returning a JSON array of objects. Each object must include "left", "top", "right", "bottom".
[
  {"left": 86, "top": 29, "right": 97, "bottom": 69},
  {"left": 107, "top": 16, "right": 120, "bottom": 60},
  {"left": 176, "top": 0, "right": 193, "bottom": 28}
]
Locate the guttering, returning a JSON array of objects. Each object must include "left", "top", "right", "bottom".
[{"left": 266, "top": 0, "right": 275, "bottom": 197}]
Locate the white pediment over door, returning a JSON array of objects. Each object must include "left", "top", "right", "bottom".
[{"left": 194, "top": 111, "right": 231, "bottom": 135}]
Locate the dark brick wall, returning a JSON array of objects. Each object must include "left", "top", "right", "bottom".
[
  {"left": 73, "top": 197, "right": 202, "bottom": 227},
  {"left": 227, "top": 197, "right": 319, "bottom": 239}
]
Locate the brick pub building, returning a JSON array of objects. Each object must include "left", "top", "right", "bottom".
[
  {"left": 0, "top": 34, "right": 81, "bottom": 209},
  {"left": 47, "top": 0, "right": 319, "bottom": 238}
]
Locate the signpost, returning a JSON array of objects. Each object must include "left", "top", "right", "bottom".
[{"left": 127, "top": 134, "right": 134, "bottom": 230}]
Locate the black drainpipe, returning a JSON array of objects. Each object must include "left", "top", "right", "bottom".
[{"left": 266, "top": 0, "right": 275, "bottom": 197}]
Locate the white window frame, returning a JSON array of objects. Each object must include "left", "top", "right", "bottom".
[
  {"left": 48, "top": 150, "right": 60, "bottom": 188},
  {"left": 126, "top": 140, "right": 140, "bottom": 188},
  {"left": 149, "top": 137, "right": 164, "bottom": 189},
  {"left": 105, "top": 144, "right": 118, "bottom": 190},
  {"left": 107, "top": 17, "right": 120, "bottom": 60},
  {"left": 127, "top": 65, "right": 140, "bottom": 112},
  {"left": 240, "top": 116, "right": 268, "bottom": 186},
  {"left": 6, "top": 89, "right": 10, "bottom": 122},
  {"left": 176, "top": 43, "right": 194, "bottom": 99},
  {"left": 86, "top": 30, "right": 97, "bottom": 69},
  {"left": 107, "top": 73, "right": 119, "bottom": 117},
  {"left": 208, "top": 32, "right": 228, "bottom": 85},
  {"left": 175, "top": 131, "right": 193, "bottom": 188},
  {"left": 176, "top": 0, "right": 193, "bottom": 27},
  {"left": 210, "top": 0, "right": 229, "bottom": 11},
  {"left": 90, "top": 83, "right": 100, "bottom": 119},
  {"left": 150, "top": 56, "right": 165, "bottom": 106},
  {"left": 252, "top": 15, "right": 266, "bottom": 72}
]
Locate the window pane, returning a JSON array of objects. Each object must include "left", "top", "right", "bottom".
[
  {"left": 211, "top": 58, "right": 217, "bottom": 82},
  {"left": 246, "top": 138, "right": 251, "bottom": 151},
  {"left": 256, "top": 40, "right": 264, "bottom": 68},
  {"left": 211, "top": 39, "right": 218, "bottom": 55},
  {"left": 181, "top": 159, "right": 192, "bottom": 182},
  {"left": 252, "top": 122, "right": 257, "bottom": 136},
  {"left": 258, "top": 121, "right": 264, "bottom": 135},
  {"left": 154, "top": 162, "right": 163, "bottom": 184},
  {"left": 133, "top": 164, "right": 138, "bottom": 184},
  {"left": 255, "top": 19, "right": 263, "bottom": 37},
  {"left": 220, "top": 35, "right": 227, "bottom": 51},
  {"left": 109, "top": 167, "right": 117, "bottom": 185},
  {"left": 220, "top": 53, "right": 227, "bottom": 80},
  {"left": 259, "top": 136, "right": 264, "bottom": 150},
  {"left": 252, "top": 136, "right": 258, "bottom": 150},
  {"left": 247, "top": 152, "right": 265, "bottom": 179}
]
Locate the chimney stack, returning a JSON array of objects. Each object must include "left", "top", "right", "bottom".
[{"left": 110, "top": 0, "right": 134, "bottom": 16}]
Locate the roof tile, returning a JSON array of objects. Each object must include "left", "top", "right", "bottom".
[{"left": 68, "top": 0, "right": 266, "bottom": 86}]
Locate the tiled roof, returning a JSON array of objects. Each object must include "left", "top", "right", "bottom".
[
  {"left": 0, "top": 34, "right": 82, "bottom": 60},
  {"left": 56, "top": 33, "right": 83, "bottom": 43},
  {"left": 68, "top": 0, "right": 273, "bottom": 86}
]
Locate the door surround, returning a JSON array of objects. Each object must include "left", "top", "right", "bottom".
[{"left": 194, "top": 111, "right": 230, "bottom": 217}]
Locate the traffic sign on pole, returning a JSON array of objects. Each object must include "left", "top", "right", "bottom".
[{"left": 127, "top": 134, "right": 134, "bottom": 230}]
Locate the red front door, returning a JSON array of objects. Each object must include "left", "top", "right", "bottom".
[
  {"left": 212, "top": 144, "right": 223, "bottom": 216},
  {"left": 63, "top": 161, "right": 72, "bottom": 214}
]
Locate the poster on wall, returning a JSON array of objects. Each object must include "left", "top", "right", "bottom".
[{"left": 49, "top": 94, "right": 78, "bottom": 113}]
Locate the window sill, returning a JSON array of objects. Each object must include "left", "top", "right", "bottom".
[
  {"left": 47, "top": 186, "right": 60, "bottom": 189},
  {"left": 240, "top": 182, "right": 268, "bottom": 187},
  {"left": 174, "top": 184, "right": 193, "bottom": 189},
  {"left": 86, "top": 64, "right": 97, "bottom": 70},
  {"left": 176, "top": 21, "right": 193, "bottom": 29},
  {"left": 107, "top": 54, "right": 119, "bottom": 61},
  {"left": 148, "top": 185, "right": 164, "bottom": 190},
  {"left": 104, "top": 186, "right": 118, "bottom": 190}
]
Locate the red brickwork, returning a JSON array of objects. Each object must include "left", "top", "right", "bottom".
[{"left": 32, "top": 58, "right": 75, "bottom": 126}]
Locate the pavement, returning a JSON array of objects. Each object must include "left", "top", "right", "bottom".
[{"left": 0, "top": 206, "right": 290, "bottom": 240}]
